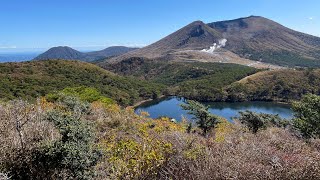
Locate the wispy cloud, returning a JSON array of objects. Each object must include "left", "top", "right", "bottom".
[
  {"left": 0, "top": 46, "right": 17, "bottom": 49},
  {"left": 309, "top": 17, "right": 314, "bottom": 20}
]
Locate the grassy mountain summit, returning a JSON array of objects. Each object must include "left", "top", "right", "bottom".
[{"left": 0, "top": 60, "right": 164, "bottom": 105}]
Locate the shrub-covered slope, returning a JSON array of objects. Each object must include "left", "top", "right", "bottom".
[
  {"left": 1, "top": 93, "right": 320, "bottom": 179},
  {"left": 103, "top": 57, "right": 259, "bottom": 101},
  {"left": 227, "top": 69, "right": 320, "bottom": 102},
  {"left": 0, "top": 60, "right": 164, "bottom": 105}
]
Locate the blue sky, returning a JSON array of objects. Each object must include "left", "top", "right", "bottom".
[{"left": 0, "top": 0, "right": 319, "bottom": 52}]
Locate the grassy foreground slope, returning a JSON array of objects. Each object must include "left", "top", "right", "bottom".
[
  {"left": 227, "top": 69, "right": 320, "bottom": 102},
  {"left": 0, "top": 60, "right": 164, "bottom": 105}
]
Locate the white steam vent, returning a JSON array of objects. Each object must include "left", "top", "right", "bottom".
[{"left": 201, "top": 39, "right": 227, "bottom": 54}]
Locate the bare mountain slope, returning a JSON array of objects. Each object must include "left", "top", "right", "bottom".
[
  {"left": 108, "top": 21, "right": 223, "bottom": 62},
  {"left": 106, "top": 16, "right": 320, "bottom": 67},
  {"left": 208, "top": 16, "right": 320, "bottom": 66}
]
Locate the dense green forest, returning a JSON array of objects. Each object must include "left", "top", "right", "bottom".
[
  {"left": 1, "top": 58, "right": 320, "bottom": 107},
  {"left": 0, "top": 60, "right": 164, "bottom": 105},
  {"left": 2, "top": 59, "right": 319, "bottom": 106},
  {"left": 103, "top": 57, "right": 259, "bottom": 101},
  {"left": 103, "top": 58, "right": 320, "bottom": 102}
]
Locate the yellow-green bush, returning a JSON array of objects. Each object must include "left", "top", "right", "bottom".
[
  {"left": 46, "top": 86, "right": 115, "bottom": 105},
  {"left": 99, "top": 136, "right": 172, "bottom": 179}
]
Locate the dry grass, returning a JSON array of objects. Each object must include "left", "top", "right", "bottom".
[
  {"left": 0, "top": 99, "right": 59, "bottom": 174},
  {"left": 0, "top": 172, "right": 10, "bottom": 180},
  {"left": 1, "top": 99, "right": 320, "bottom": 179},
  {"left": 156, "top": 127, "right": 320, "bottom": 180},
  {"left": 88, "top": 103, "right": 320, "bottom": 179}
]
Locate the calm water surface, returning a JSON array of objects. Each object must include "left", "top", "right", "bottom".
[{"left": 135, "top": 97, "right": 293, "bottom": 122}]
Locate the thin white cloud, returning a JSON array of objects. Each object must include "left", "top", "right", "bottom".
[
  {"left": 309, "top": 17, "right": 314, "bottom": 20},
  {"left": 0, "top": 46, "right": 17, "bottom": 49}
]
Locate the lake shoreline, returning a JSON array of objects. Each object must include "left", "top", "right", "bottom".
[
  {"left": 134, "top": 96, "right": 294, "bottom": 121},
  {"left": 134, "top": 95, "right": 293, "bottom": 109},
  {"left": 131, "top": 95, "right": 167, "bottom": 108}
]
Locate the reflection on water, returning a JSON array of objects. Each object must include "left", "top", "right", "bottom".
[{"left": 135, "top": 97, "right": 293, "bottom": 122}]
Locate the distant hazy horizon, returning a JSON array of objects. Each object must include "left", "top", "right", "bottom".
[
  {"left": 1, "top": 0, "right": 319, "bottom": 54},
  {"left": 0, "top": 45, "right": 145, "bottom": 62},
  {"left": 0, "top": 52, "right": 39, "bottom": 62}
]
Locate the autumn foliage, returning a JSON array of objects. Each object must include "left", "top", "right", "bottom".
[{"left": 1, "top": 92, "right": 320, "bottom": 179}]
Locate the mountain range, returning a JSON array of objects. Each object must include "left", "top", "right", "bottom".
[
  {"left": 33, "top": 16, "right": 320, "bottom": 68},
  {"left": 33, "top": 46, "right": 138, "bottom": 62},
  {"left": 105, "top": 16, "right": 320, "bottom": 68}
]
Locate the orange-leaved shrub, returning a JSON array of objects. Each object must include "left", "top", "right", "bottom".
[
  {"left": 1, "top": 94, "right": 320, "bottom": 179},
  {"left": 155, "top": 126, "right": 320, "bottom": 180}
]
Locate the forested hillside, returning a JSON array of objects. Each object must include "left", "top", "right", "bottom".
[
  {"left": 103, "top": 57, "right": 320, "bottom": 102},
  {"left": 226, "top": 69, "right": 320, "bottom": 102},
  {"left": 0, "top": 60, "right": 164, "bottom": 105},
  {"left": 103, "top": 57, "right": 259, "bottom": 101}
]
